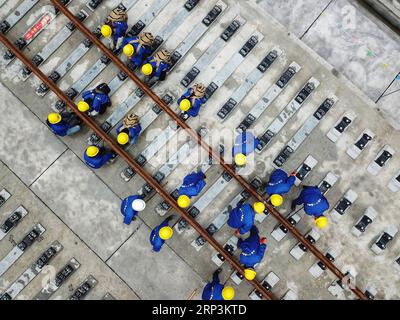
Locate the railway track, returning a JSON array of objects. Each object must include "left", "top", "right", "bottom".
[{"left": 2, "top": 0, "right": 394, "bottom": 300}]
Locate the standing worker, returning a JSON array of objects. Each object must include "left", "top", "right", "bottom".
[
  {"left": 227, "top": 201, "right": 265, "bottom": 235},
  {"left": 140, "top": 49, "right": 172, "bottom": 86},
  {"left": 202, "top": 268, "right": 235, "bottom": 301},
  {"left": 101, "top": 8, "right": 128, "bottom": 51},
  {"left": 122, "top": 32, "right": 155, "bottom": 70},
  {"left": 83, "top": 146, "right": 116, "bottom": 169},
  {"left": 120, "top": 195, "right": 146, "bottom": 225},
  {"left": 291, "top": 186, "right": 330, "bottom": 229},
  {"left": 116, "top": 113, "right": 142, "bottom": 146},
  {"left": 237, "top": 226, "right": 267, "bottom": 281},
  {"left": 177, "top": 83, "right": 207, "bottom": 119},
  {"left": 266, "top": 169, "right": 297, "bottom": 207},
  {"left": 150, "top": 216, "right": 174, "bottom": 252},
  {"left": 177, "top": 169, "right": 207, "bottom": 208},
  {"left": 78, "top": 83, "right": 112, "bottom": 117},
  {"left": 46, "top": 112, "right": 81, "bottom": 137},
  {"left": 232, "top": 131, "right": 260, "bottom": 167}
]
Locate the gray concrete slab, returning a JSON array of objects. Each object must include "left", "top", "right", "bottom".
[{"left": 377, "top": 74, "right": 400, "bottom": 130}]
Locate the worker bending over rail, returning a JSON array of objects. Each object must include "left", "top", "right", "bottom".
[
  {"left": 101, "top": 8, "right": 129, "bottom": 51},
  {"left": 140, "top": 49, "right": 172, "bottom": 86},
  {"left": 121, "top": 195, "right": 146, "bottom": 225},
  {"left": 291, "top": 186, "right": 330, "bottom": 229},
  {"left": 116, "top": 113, "right": 142, "bottom": 146},
  {"left": 178, "top": 83, "right": 207, "bottom": 119},
  {"left": 202, "top": 268, "right": 235, "bottom": 301},
  {"left": 46, "top": 112, "right": 81, "bottom": 137},
  {"left": 84, "top": 146, "right": 116, "bottom": 170},
  {"left": 122, "top": 32, "right": 155, "bottom": 70},
  {"left": 232, "top": 131, "right": 260, "bottom": 167},
  {"left": 150, "top": 216, "right": 174, "bottom": 252},
  {"left": 78, "top": 83, "right": 112, "bottom": 117},
  {"left": 266, "top": 169, "right": 297, "bottom": 207},
  {"left": 177, "top": 169, "right": 207, "bottom": 209},
  {"left": 227, "top": 201, "right": 265, "bottom": 235}
]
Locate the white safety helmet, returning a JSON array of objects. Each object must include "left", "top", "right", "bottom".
[{"left": 132, "top": 199, "right": 146, "bottom": 211}]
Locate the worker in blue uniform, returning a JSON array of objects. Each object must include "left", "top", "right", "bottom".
[
  {"left": 101, "top": 8, "right": 128, "bottom": 51},
  {"left": 202, "top": 268, "right": 235, "bottom": 300},
  {"left": 46, "top": 112, "right": 81, "bottom": 137},
  {"left": 78, "top": 83, "right": 111, "bottom": 117},
  {"left": 120, "top": 195, "right": 146, "bottom": 225},
  {"left": 84, "top": 146, "right": 116, "bottom": 169},
  {"left": 122, "top": 32, "right": 155, "bottom": 70},
  {"left": 237, "top": 226, "right": 267, "bottom": 280},
  {"left": 291, "top": 186, "right": 330, "bottom": 229},
  {"left": 232, "top": 131, "right": 260, "bottom": 167},
  {"left": 177, "top": 83, "right": 207, "bottom": 119},
  {"left": 141, "top": 49, "right": 171, "bottom": 85},
  {"left": 150, "top": 216, "right": 174, "bottom": 252},
  {"left": 227, "top": 201, "right": 266, "bottom": 235},
  {"left": 266, "top": 169, "right": 297, "bottom": 207},
  {"left": 115, "top": 113, "right": 142, "bottom": 146},
  {"left": 177, "top": 169, "right": 207, "bottom": 208}
]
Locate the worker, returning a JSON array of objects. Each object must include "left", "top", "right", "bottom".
[
  {"left": 115, "top": 113, "right": 142, "bottom": 146},
  {"left": 101, "top": 7, "right": 128, "bottom": 50},
  {"left": 202, "top": 268, "right": 235, "bottom": 300},
  {"left": 78, "top": 83, "right": 111, "bottom": 117},
  {"left": 227, "top": 201, "right": 265, "bottom": 235},
  {"left": 122, "top": 32, "right": 155, "bottom": 70},
  {"left": 266, "top": 169, "right": 297, "bottom": 207},
  {"left": 232, "top": 131, "right": 260, "bottom": 167},
  {"left": 140, "top": 49, "right": 171, "bottom": 85},
  {"left": 177, "top": 169, "right": 207, "bottom": 208},
  {"left": 150, "top": 216, "right": 174, "bottom": 252},
  {"left": 83, "top": 146, "right": 116, "bottom": 169},
  {"left": 291, "top": 186, "right": 330, "bottom": 229},
  {"left": 120, "top": 195, "right": 146, "bottom": 225},
  {"left": 177, "top": 83, "right": 207, "bottom": 119},
  {"left": 237, "top": 226, "right": 267, "bottom": 280},
  {"left": 46, "top": 112, "right": 81, "bottom": 137}
]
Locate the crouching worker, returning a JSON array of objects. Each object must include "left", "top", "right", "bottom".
[
  {"left": 101, "top": 8, "right": 128, "bottom": 51},
  {"left": 116, "top": 113, "right": 142, "bottom": 146},
  {"left": 47, "top": 112, "right": 81, "bottom": 137},
  {"left": 78, "top": 83, "right": 111, "bottom": 117},
  {"left": 177, "top": 83, "right": 206, "bottom": 119},
  {"left": 232, "top": 131, "right": 260, "bottom": 167},
  {"left": 150, "top": 215, "right": 174, "bottom": 252},
  {"left": 84, "top": 146, "right": 116, "bottom": 169},
  {"left": 140, "top": 49, "right": 171, "bottom": 86},
  {"left": 120, "top": 195, "right": 146, "bottom": 225},
  {"left": 202, "top": 268, "right": 235, "bottom": 301},
  {"left": 227, "top": 201, "right": 265, "bottom": 235},
  {"left": 238, "top": 226, "right": 267, "bottom": 281},
  {"left": 177, "top": 169, "right": 207, "bottom": 209},
  {"left": 266, "top": 169, "right": 297, "bottom": 207},
  {"left": 122, "top": 32, "right": 155, "bottom": 70}
]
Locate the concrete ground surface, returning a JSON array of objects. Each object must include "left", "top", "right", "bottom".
[{"left": 0, "top": 0, "right": 399, "bottom": 300}]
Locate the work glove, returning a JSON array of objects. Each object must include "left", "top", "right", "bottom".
[
  {"left": 234, "top": 229, "right": 241, "bottom": 237},
  {"left": 260, "top": 237, "right": 267, "bottom": 245},
  {"left": 290, "top": 171, "right": 297, "bottom": 177}
]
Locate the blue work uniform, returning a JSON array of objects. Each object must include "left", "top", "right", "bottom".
[
  {"left": 83, "top": 148, "right": 115, "bottom": 169},
  {"left": 47, "top": 120, "right": 77, "bottom": 137},
  {"left": 177, "top": 88, "right": 206, "bottom": 117},
  {"left": 202, "top": 274, "right": 224, "bottom": 300},
  {"left": 116, "top": 123, "right": 142, "bottom": 145},
  {"left": 150, "top": 218, "right": 170, "bottom": 252},
  {"left": 238, "top": 226, "right": 267, "bottom": 268},
  {"left": 120, "top": 195, "right": 143, "bottom": 225},
  {"left": 232, "top": 132, "right": 260, "bottom": 156},
  {"left": 292, "top": 186, "right": 330, "bottom": 217},
  {"left": 111, "top": 20, "right": 128, "bottom": 43},
  {"left": 227, "top": 203, "right": 255, "bottom": 235},
  {"left": 122, "top": 36, "right": 152, "bottom": 68},
  {"left": 266, "top": 169, "right": 296, "bottom": 196},
  {"left": 178, "top": 171, "right": 206, "bottom": 198},
  {"left": 82, "top": 90, "right": 111, "bottom": 115},
  {"left": 144, "top": 56, "right": 171, "bottom": 79}
]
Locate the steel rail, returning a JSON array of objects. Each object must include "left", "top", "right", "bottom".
[
  {"left": 49, "top": 0, "right": 368, "bottom": 300},
  {"left": 0, "top": 32, "right": 275, "bottom": 301}
]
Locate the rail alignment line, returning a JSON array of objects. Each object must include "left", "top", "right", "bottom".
[
  {"left": 50, "top": 0, "right": 368, "bottom": 300},
  {"left": 0, "top": 32, "right": 275, "bottom": 301}
]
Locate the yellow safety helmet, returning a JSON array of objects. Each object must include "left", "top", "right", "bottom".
[
  {"left": 141, "top": 63, "right": 153, "bottom": 76},
  {"left": 101, "top": 25, "right": 112, "bottom": 38},
  {"left": 123, "top": 44, "right": 135, "bottom": 57},
  {"left": 179, "top": 99, "right": 191, "bottom": 112},
  {"left": 315, "top": 216, "right": 328, "bottom": 229},
  {"left": 48, "top": 113, "right": 62, "bottom": 125},
  {"left": 270, "top": 194, "right": 283, "bottom": 207},
  {"left": 234, "top": 153, "right": 247, "bottom": 166},
  {"left": 244, "top": 268, "right": 257, "bottom": 281},
  {"left": 77, "top": 101, "right": 90, "bottom": 113},
  {"left": 159, "top": 226, "right": 173, "bottom": 240},
  {"left": 221, "top": 286, "right": 235, "bottom": 300},
  {"left": 117, "top": 132, "right": 130, "bottom": 145},
  {"left": 253, "top": 202, "right": 265, "bottom": 214},
  {"left": 177, "top": 195, "right": 190, "bottom": 208},
  {"left": 86, "top": 146, "right": 100, "bottom": 158}
]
